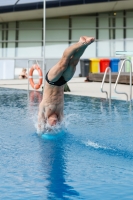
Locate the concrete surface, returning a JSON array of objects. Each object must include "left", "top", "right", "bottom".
[{"left": 0, "top": 77, "right": 132, "bottom": 101}]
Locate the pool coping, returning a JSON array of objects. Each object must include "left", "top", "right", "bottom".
[{"left": 0, "top": 77, "right": 132, "bottom": 101}]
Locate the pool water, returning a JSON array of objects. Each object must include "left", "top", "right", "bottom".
[{"left": 0, "top": 88, "right": 133, "bottom": 200}]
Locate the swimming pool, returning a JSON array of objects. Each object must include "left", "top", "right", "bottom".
[{"left": 0, "top": 88, "right": 133, "bottom": 200}]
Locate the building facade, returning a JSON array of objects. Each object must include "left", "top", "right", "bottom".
[{"left": 0, "top": 0, "right": 133, "bottom": 78}]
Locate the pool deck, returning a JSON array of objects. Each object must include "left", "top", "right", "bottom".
[{"left": 0, "top": 77, "right": 132, "bottom": 101}]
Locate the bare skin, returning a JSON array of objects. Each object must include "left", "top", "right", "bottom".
[
  {"left": 38, "top": 36, "right": 95, "bottom": 129},
  {"left": 19, "top": 68, "right": 28, "bottom": 79}
]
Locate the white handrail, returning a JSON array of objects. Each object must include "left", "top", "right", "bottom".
[
  {"left": 114, "top": 59, "right": 132, "bottom": 101},
  {"left": 101, "top": 67, "right": 111, "bottom": 100}
]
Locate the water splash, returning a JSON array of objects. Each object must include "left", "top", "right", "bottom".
[
  {"left": 83, "top": 140, "right": 133, "bottom": 160},
  {"left": 84, "top": 140, "right": 113, "bottom": 150},
  {"left": 34, "top": 116, "right": 66, "bottom": 135},
  {"left": 33, "top": 113, "right": 81, "bottom": 136}
]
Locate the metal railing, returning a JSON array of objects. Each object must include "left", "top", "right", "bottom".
[
  {"left": 114, "top": 59, "right": 132, "bottom": 101},
  {"left": 101, "top": 67, "right": 111, "bottom": 100}
]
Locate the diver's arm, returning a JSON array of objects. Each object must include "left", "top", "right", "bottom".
[{"left": 38, "top": 104, "right": 46, "bottom": 131}]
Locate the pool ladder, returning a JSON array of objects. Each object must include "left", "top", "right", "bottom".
[
  {"left": 114, "top": 59, "right": 132, "bottom": 101},
  {"left": 101, "top": 59, "right": 133, "bottom": 101},
  {"left": 101, "top": 67, "right": 111, "bottom": 100}
]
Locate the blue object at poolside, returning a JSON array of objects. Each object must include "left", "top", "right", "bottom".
[{"left": 110, "top": 58, "right": 120, "bottom": 72}]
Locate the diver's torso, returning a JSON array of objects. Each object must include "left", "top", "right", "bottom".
[{"left": 41, "top": 82, "right": 64, "bottom": 120}]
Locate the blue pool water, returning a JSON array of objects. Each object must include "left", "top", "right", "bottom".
[{"left": 0, "top": 88, "right": 133, "bottom": 200}]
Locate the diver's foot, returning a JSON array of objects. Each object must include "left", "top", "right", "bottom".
[{"left": 79, "top": 36, "right": 95, "bottom": 45}]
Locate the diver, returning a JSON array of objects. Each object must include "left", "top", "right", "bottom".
[{"left": 38, "top": 36, "right": 95, "bottom": 129}]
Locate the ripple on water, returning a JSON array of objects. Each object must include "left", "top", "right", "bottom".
[{"left": 0, "top": 89, "right": 133, "bottom": 199}]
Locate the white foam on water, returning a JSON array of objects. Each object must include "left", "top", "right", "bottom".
[
  {"left": 37, "top": 121, "right": 66, "bottom": 135},
  {"left": 86, "top": 140, "right": 106, "bottom": 149},
  {"left": 84, "top": 140, "right": 113, "bottom": 150},
  {"left": 33, "top": 113, "right": 81, "bottom": 135}
]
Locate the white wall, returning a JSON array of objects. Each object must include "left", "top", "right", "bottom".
[
  {"left": 0, "top": 11, "right": 133, "bottom": 78},
  {"left": 0, "top": 60, "right": 14, "bottom": 79},
  {"left": 0, "top": 24, "right": 2, "bottom": 57},
  {"left": 98, "top": 14, "right": 110, "bottom": 57},
  {"left": 71, "top": 16, "right": 96, "bottom": 58},
  {"left": 7, "top": 22, "right": 16, "bottom": 57},
  {"left": 126, "top": 12, "right": 133, "bottom": 51},
  {"left": 46, "top": 18, "right": 69, "bottom": 58},
  {"left": 17, "top": 21, "right": 42, "bottom": 58}
]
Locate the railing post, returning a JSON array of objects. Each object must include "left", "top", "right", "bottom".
[
  {"left": 114, "top": 59, "right": 132, "bottom": 101},
  {"left": 101, "top": 67, "right": 111, "bottom": 100}
]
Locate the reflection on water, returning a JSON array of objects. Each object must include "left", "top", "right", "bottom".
[
  {"left": 29, "top": 90, "right": 43, "bottom": 104},
  {"left": 39, "top": 133, "right": 79, "bottom": 200}
]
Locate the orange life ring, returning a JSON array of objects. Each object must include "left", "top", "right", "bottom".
[{"left": 29, "top": 64, "right": 43, "bottom": 89}]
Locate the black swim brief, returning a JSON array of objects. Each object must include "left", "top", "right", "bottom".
[{"left": 45, "top": 71, "right": 67, "bottom": 86}]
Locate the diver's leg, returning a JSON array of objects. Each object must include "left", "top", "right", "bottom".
[
  {"left": 63, "top": 36, "right": 94, "bottom": 81},
  {"left": 47, "top": 36, "right": 94, "bottom": 82}
]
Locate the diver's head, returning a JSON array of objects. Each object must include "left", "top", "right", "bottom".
[{"left": 48, "top": 114, "right": 58, "bottom": 126}]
